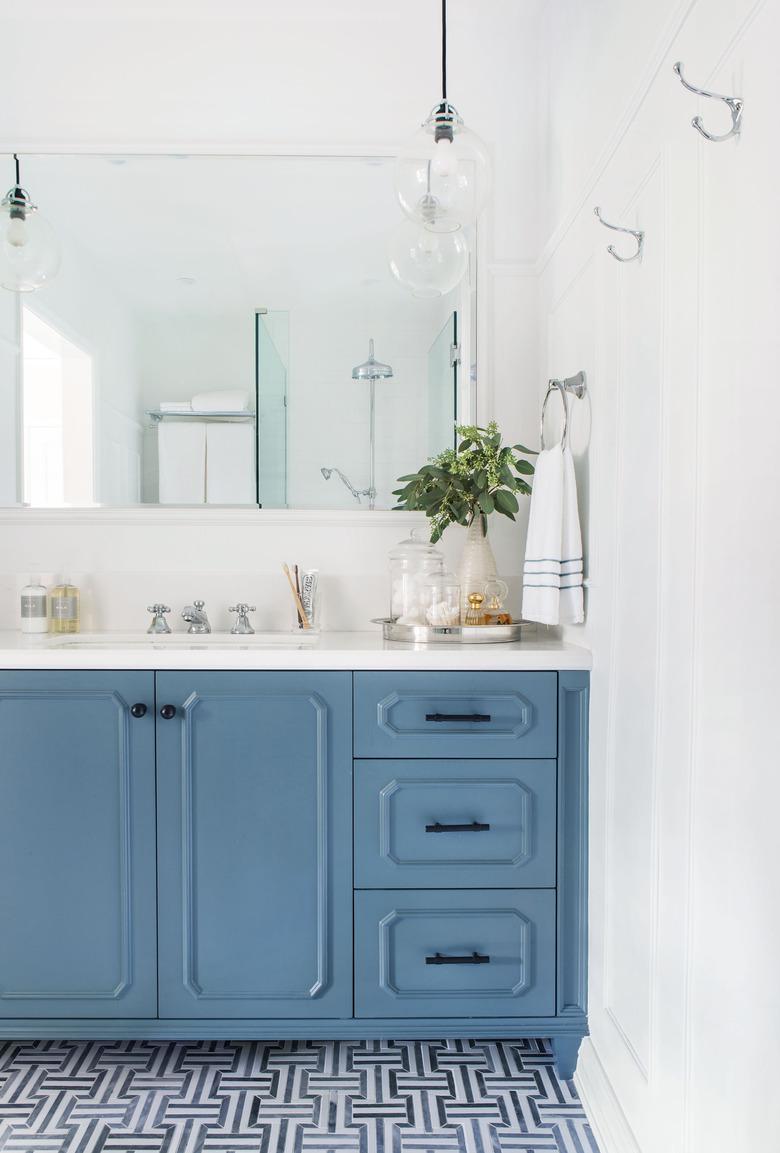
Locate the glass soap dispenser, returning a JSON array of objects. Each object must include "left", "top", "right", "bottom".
[
  {"left": 20, "top": 576, "right": 48, "bottom": 634},
  {"left": 49, "top": 578, "right": 80, "bottom": 634}
]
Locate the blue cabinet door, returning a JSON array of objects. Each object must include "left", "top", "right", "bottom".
[
  {"left": 0, "top": 671, "right": 157, "bottom": 1018},
  {"left": 156, "top": 672, "right": 352, "bottom": 1018}
]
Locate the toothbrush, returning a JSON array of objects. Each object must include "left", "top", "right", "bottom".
[{"left": 282, "top": 563, "right": 311, "bottom": 629}]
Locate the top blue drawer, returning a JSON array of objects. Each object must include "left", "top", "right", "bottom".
[{"left": 354, "top": 672, "right": 557, "bottom": 758}]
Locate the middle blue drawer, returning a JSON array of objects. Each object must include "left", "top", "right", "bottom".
[{"left": 355, "top": 759, "right": 556, "bottom": 888}]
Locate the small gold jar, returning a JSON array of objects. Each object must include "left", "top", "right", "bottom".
[{"left": 464, "top": 592, "right": 486, "bottom": 626}]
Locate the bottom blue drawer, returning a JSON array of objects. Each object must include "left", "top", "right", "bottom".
[{"left": 355, "top": 889, "right": 556, "bottom": 1018}]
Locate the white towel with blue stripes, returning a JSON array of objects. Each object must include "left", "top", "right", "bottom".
[{"left": 522, "top": 443, "right": 584, "bottom": 625}]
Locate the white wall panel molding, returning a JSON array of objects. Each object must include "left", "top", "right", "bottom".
[
  {"left": 575, "top": 1039, "right": 642, "bottom": 1153},
  {"left": 543, "top": 0, "right": 778, "bottom": 1150},
  {"left": 535, "top": 0, "right": 767, "bottom": 275}
]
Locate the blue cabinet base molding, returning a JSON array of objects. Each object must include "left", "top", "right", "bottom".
[{"left": 0, "top": 669, "right": 588, "bottom": 1079}]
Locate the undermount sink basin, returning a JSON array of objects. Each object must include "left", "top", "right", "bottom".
[{"left": 52, "top": 631, "right": 320, "bottom": 650}]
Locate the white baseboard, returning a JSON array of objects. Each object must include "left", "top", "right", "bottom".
[{"left": 574, "top": 1038, "right": 642, "bottom": 1153}]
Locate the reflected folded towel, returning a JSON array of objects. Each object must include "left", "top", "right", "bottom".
[
  {"left": 522, "top": 444, "right": 584, "bottom": 625},
  {"left": 192, "top": 389, "right": 250, "bottom": 413},
  {"left": 206, "top": 422, "right": 256, "bottom": 504},
  {"left": 158, "top": 421, "right": 206, "bottom": 504},
  {"left": 158, "top": 401, "right": 192, "bottom": 412}
]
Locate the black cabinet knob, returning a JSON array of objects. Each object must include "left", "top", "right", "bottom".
[
  {"left": 160, "top": 704, "right": 177, "bottom": 720},
  {"left": 129, "top": 703, "right": 147, "bottom": 719}
]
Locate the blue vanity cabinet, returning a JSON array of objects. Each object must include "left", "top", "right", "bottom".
[
  {"left": 155, "top": 671, "right": 353, "bottom": 1018},
  {"left": 0, "top": 662, "right": 587, "bottom": 1080},
  {"left": 0, "top": 670, "right": 157, "bottom": 1018}
]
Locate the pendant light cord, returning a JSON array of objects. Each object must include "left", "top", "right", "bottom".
[
  {"left": 13, "top": 153, "right": 20, "bottom": 188},
  {"left": 441, "top": 0, "right": 447, "bottom": 101}
]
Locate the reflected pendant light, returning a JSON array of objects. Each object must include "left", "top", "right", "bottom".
[
  {"left": 0, "top": 154, "right": 61, "bottom": 293},
  {"left": 394, "top": 0, "right": 491, "bottom": 233},
  {"left": 388, "top": 216, "right": 468, "bottom": 299}
]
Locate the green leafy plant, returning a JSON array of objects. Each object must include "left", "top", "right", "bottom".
[{"left": 392, "top": 421, "right": 536, "bottom": 543}]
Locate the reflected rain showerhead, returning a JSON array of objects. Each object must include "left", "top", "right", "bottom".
[
  {"left": 352, "top": 338, "right": 393, "bottom": 381},
  {"left": 320, "top": 468, "right": 332, "bottom": 480}
]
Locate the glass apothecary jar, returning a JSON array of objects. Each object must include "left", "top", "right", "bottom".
[
  {"left": 388, "top": 529, "right": 443, "bottom": 624},
  {"left": 419, "top": 565, "right": 461, "bottom": 627}
]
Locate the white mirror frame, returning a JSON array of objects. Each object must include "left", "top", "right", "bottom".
[{"left": 0, "top": 141, "right": 488, "bottom": 528}]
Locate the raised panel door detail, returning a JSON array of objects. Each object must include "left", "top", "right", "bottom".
[
  {"left": 354, "top": 672, "right": 557, "bottom": 758},
  {"left": 355, "top": 889, "right": 556, "bottom": 1018},
  {"left": 0, "top": 670, "right": 157, "bottom": 1018},
  {"left": 156, "top": 671, "right": 352, "bottom": 1018},
  {"left": 354, "top": 759, "right": 556, "bottom": 887}
]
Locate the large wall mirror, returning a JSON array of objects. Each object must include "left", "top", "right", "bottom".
[{"left": 0, "top": 154, "right": 476, "bottom": 510}]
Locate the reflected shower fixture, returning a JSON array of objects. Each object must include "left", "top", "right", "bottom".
[
  {"left": 394, "top": 0, "right": 491, "bottom": 233},
  {"left": 352, "top": 339, "right": 394, "bottom": 382},
  {"left": 321, "top": 339, "right": 394, "bottom": 510},
  {"left": 0, "top": 154, "right": 61, "bottom": 292}
]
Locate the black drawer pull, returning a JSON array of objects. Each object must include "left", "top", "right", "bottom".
[
  {"left": 426, "top": 951, "right": 490, "bottom": 965},
  {"left": 160, "top": 704, "right": 177, "bottom": 720},
  {"left": 425, "top": 712, "right": 491, "bottom": 723},
  {"left": 129, "top": 703, "right": 147, "bottom": 719},
  {"left": 425, "top": 821, "right": 490, "bottom": 833}
]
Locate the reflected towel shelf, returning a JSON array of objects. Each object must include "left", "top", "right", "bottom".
[{"left": 146, "top": 410, "right": 256, "bottom": 423}]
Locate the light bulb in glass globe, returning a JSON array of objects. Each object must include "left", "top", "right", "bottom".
[
  {"left": 388, "top": 217, "right": 468, "bottom": 299},
  {"left": 0, "top": 186, "right": 61, "bottom": 293},
  {"left": 395, "top": 102, "right": 491, "bottom": 233}
]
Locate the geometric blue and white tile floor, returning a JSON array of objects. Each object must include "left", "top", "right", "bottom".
[{"left": 0, "top": 1039, "right": 600, "bottom": 1153}]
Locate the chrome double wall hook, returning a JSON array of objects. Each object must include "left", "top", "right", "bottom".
[
  {"left": 673, "top": 62, "right": 743, "bottom": 142},
  {"left": 593, "top": 207, "right": 644, "bottom": 263}
]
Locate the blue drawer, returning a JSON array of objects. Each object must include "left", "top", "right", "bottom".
[
  {"left": 354, "top": 759, "right": 556, "bottom": 888},
  {"left": 354, "top": 672, "right": 557, "bottom": 758},
  {"left": 354, "top": 888, "right": 556, "bottom": 1018}
]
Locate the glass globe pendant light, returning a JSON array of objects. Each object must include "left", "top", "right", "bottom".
[
  {"left": 394, "top": 0, "right": 491, "bottom": 233},
  {"left": 388, "top": 216, "right": 468, "bottom": 299},
  {"left": 0, "top": 154, "right": 61, "bottom": 292}
]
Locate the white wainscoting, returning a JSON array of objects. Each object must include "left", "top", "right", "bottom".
[{"left": 539, "top": 1, "right": 779, "bottom": 1150}]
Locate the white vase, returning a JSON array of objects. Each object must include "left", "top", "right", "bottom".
[{"left": 458, "top": 518, "right": 497, "bottom": 619}]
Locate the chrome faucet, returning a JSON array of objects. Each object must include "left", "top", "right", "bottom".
[
  {"left": 229, "top": 603, "right": 256, "bottom": 635},
  {"left": 147, "top": 604, "right": 172, "bottom": 634},
  {"left": 181, "top": 600, "right": 211, "bottom": 634}
]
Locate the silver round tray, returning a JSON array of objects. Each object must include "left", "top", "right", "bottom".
[{"left": 373, "top": 619, "right": 525, "bottom": 645}]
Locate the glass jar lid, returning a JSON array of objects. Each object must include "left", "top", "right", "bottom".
[{"left": 388, "top": 527, "right": 443, "bottom": 567}]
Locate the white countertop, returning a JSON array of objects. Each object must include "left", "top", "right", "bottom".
[{"left": 0, "top": 630, "right": 592, "bottom": 671}]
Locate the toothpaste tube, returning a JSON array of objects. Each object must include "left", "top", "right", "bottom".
[{"left": 299, "top": 569, "right": 319, "bottom": 628}]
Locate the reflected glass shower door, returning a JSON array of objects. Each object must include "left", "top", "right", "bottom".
[
  {"left": 255, "top": 311, "right": 288, "bottom": 508},
  {"left": 427, "top": 311, "right": 458, "bottom": 456}
]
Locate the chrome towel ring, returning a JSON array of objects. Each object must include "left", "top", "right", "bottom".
[{"left": 540, "top": 371, "right": 587, "bottom": 451}]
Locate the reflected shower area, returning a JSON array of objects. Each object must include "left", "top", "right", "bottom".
[{"left": 257, "top": 309, "right": 461, "bottom": 510}]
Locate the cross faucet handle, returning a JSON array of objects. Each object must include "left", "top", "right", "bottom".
[
  {"left": 146, "top": 604, "right": 172, "bottom": 634},
  {"left": 229, "top": 603, "right": 256, "bottom": 635}
]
